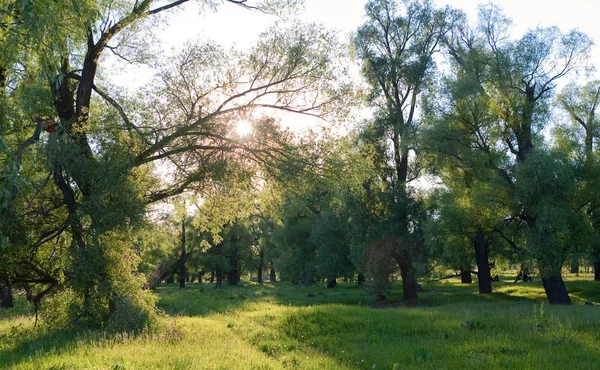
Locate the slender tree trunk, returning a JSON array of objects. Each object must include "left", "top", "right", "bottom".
[
  {"left": 215, "top": 266, "right": 222, "bottom": 288},
  {"left": 460, "top": 267, "right": 472, "bottom": 284},
  {"left": 269, "top": 266, "right": 276, "bottom": 282},
  {"left": 210, "top": 271, "right": 215, "bottom": 283},
  {"left": 594, "top": 260, "right": 600, "bottom": 281},
  {"left": 0, "top": 278, "right": 13, "bottom": 309},
  {"left": 179, "top": 219, "right": 186, "bottom": 289},
  {"left": 539, "top": 264, "right": 571, "bottom": 305},
  {"left": 474, "top": 228, "right": 492, "bottom": 294},
  {"left": 257, "top": 250, "right": 264, "bottom": 284}
]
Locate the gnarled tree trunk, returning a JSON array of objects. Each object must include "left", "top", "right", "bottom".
[{"left": 539, "top": 264, "right": 571, "bottom": 305}]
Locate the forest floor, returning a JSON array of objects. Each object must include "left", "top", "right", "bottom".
[{"left": 1, "top": 273, "right": 599, "bottom": 369}]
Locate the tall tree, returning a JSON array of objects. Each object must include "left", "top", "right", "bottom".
[
  {"left": 557, "top": 81, "right": 600, "bottom": 280},
  {"left": 352, "top": 0, "right": 452, "bottom": 301},
  {"left": 441, "top": 4, "right": 592, "bottom": 304}
]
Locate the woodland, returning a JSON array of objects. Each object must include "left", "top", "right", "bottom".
[{"left": 1, "top": 1, "right": 600, "bottom": 366}]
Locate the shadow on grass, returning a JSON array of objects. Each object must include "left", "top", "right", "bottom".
[
  {"left": 0, "top": 322, "right": 82, "bottom": 369},
  {"left": 153, "top": 275, "right": 600, "bottom": 318},
  {"left": 155, "top": 281, "right": 376, "bottom": 317}
]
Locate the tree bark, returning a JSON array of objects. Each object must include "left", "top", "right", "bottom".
[
  {"left": 257, "top": 250, "right": 264, "bottom": 284},
  {"left": 474, "top": 228, "right": 492, "bottom": 294},
  {"left": 594, "top": 260, "right": 600, "bottom": 281},
  {"left": 399, "top": 248, "right": 417, "bottom": 301},
  {"left": 215, "top": 266, "right": 222, "bottom": 288},
  {"left": 0, "top": 279, "right": 13, "bottom": 309},
  {"left": 570, "top": 259, "right": 579, "bottom": 274},
  {"left": 460, "top": 268, "right": 472, "bottom": 284},
  {"left": 269, "top": 266, "right": 276, "bottom": 282},
  {"left": 357, "top": 272, "right": 366, "bottom": 286},
  {"left": 539, "top": 264, "right": 571, "bottom": 305},
  {"left": 179, "top": 219, "right": 186, "bottom": 289},
  {"left": 327, "top": 278, "right": 337, "bottom": 288},
  {"left": 227, "top": 247, "right": 239, "bottom": 286}
]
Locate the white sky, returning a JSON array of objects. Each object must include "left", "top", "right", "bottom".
[
  {"left": 114, "top": 0, "right": 600, "bottom": 88},
  {"left": 110, "top": 0, "right": 600, "bottom": 128},
  {"left": 160, "top": 0, "right": 600, "bottom": 53}
]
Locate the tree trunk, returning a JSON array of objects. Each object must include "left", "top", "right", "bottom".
[
  {"left": 166, "top": 275, "right": 174, "bottom": 284},
  {"left": 257, "top": 250, "right": 264, "bottom": 284},
  {"left": 595, "top": 260, "right": 600, "bottom": 281},
  {"left": 474, "top": 228, "right": 492, "bottom": 294},
  {"left": 215, "top": 267, "right": 222, "bottom": 288},
  {"left": 210, "top": 271, "right": 215, "bottom": 283},
  {"left": 269, "top": 267, "right": 276, "bottom": 282},
  {"left": 523, "top": 268, "right": 530, "bottom": 282},
  {"left": 327, "top": 278, "right": 337, "bottom": 288},
  {"left": 399, "top": 248, "right": 417, "bottom": 301},
  {"left": 539, "top": 264, "right": 571, "bottom": 305},
  {"left": 357, "top": 272, "right": 366, "bottom": 286},
  {"left": 460, "top": 267, "right": 472, "bottom": 284},
  {"left": 570, "top": 257, "right": 579, "bottom": 274},
  {"left": 179, "top": 219, "right": 186, "bottom": 289},
  {"left": 227, "top": 248, "right": 239, "bottom": 286},
  {"left": 0, "top": 279, "right": 13, "bottom": 309}
]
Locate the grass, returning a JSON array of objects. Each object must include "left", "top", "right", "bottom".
[{"left": 0, "top": 273, "right": 599, "bottom": 369}]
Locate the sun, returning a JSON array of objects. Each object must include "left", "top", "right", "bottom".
[{"left": 235, "top": 120, "right": 253, "bottom": 137}]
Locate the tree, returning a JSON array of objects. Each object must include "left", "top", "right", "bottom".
[
  {"left": 1, "top": 0, "right": 350, "bottom": 328},
  {"left": 440, "top": 4, "right": 593, "bottom": 304},
  {"left": 557, "top": 81, "right": 600, "bottom": 280},
  {"left": 352, "top": 0, "right": 453, "bottom": 301}
]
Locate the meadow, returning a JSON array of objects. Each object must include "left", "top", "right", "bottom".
[{"left": 0, "top": 274, "right": 599, "bottom": 370}]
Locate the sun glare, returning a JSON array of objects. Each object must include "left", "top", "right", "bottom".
[{"left": 235, "top": 120, "right": 253, "bottom": 137}]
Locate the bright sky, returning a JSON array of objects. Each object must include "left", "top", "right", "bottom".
[
  {"left": 111, "top": 0, "right": 600, "bottom": 127},
  {"left": 161, "top": 0, "right": 600, "bottom": 54},
  {"left": 114, "top": 0, "right": 600, "bottom": 87}
]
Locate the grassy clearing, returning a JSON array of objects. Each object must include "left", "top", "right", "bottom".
[{"left": 0, "top": 274, "right": 599, "bottom": 369}]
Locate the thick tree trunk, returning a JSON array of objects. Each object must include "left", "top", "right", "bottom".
[
  {"left": 399, "top": 248, "right": 418, "bottom": 301},
  {"left": 594, "top": 260, "right": 600, "bottom": 281},
  {"left": 539, "top": 264, "right": 571, "bottom": 305},
  {"left": 269, "top": 267, "right": 276, "bottom": 282},
  {"left": 460, "top": 268, "right": 472, "bottom": 284},
  {"left": 0, "top": 279, "right": 13, "bottom": 309},
  {"left": 474, "top": 229, "right": 492, "bottom": 294},
  {"left": 327, "top": 278, "right": 337, "bottom": 288}
]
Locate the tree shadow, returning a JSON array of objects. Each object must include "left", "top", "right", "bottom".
[
  {"left": 0, "top": 321, "right": 82, "bottom": 369},
  {"left": 155, "top": 281, "right": 376, "bottom": 317}
]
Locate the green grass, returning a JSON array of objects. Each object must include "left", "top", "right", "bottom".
[{"left": 1, "top": 274, "right": 599, "bottom": 369}]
